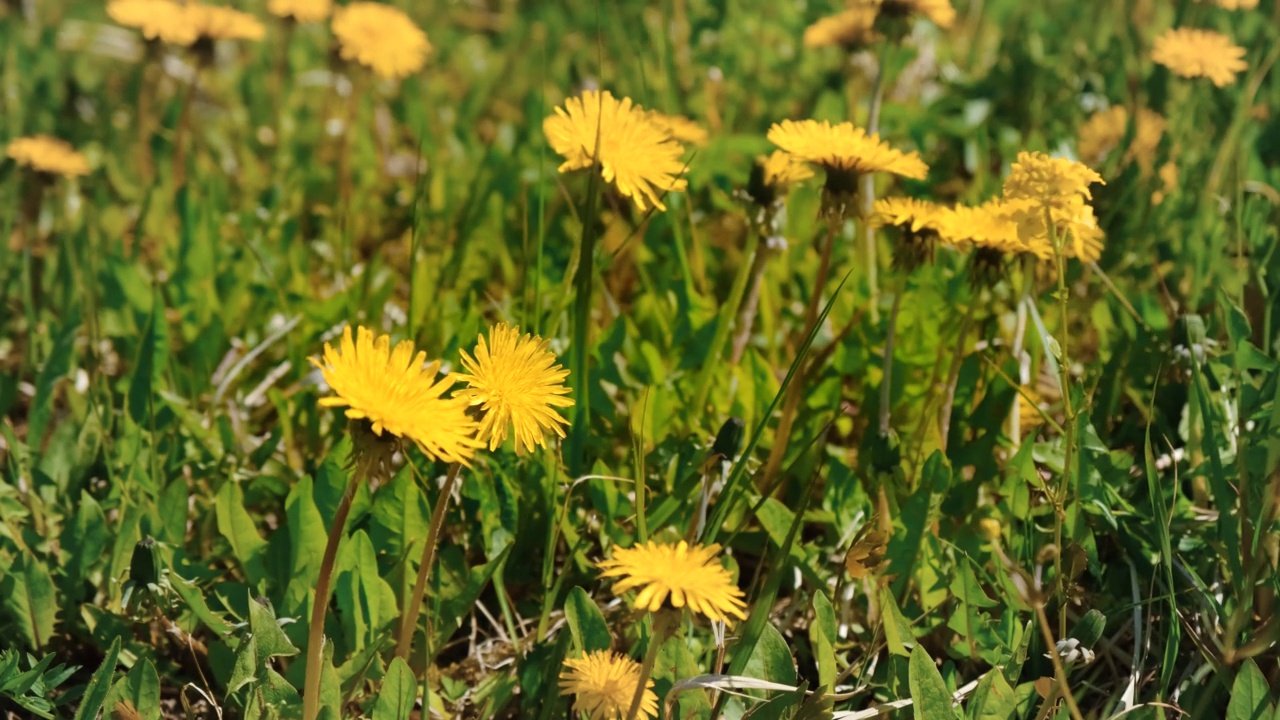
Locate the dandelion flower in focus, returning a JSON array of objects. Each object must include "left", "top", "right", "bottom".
[
  {"left": 647, "top": 111, "right": 709, "bottom": 146},
  {"left": 804, "top": 8, "right": 880, "bottom": 49},
  {"left": 1003, "top": 151, "right": 1103, "bottom": 212},
  {"left": 1078, "top": 106, "right": 1166, "bottom": 172},
  {"left": 107, "top": 0, "right": 198, "bottom": 45},
  {"left": 332, "top": 2, "right": 431, "bottom": 80},
  {"left": 453, "top": 323, "right": 574, "bottom": 454},
  {"left": 871, "top": 197, "right": 951, "bottom": 270},
  {"left": 7, "top": 136, "right": 90, "bottom": 177},
  {"left": 769, "top": 119, "right": 928, "bottom": 198},
  {"left": 559, "top": 651, "right": 658, "bottom": 720},
  {"left": 543, "top": 90, "right": 689, "bottom": 212},
  {"left": 1151, "top": 28, "right": 1247, "bottom": 87},
  {"left": 268, "top": 0, "right": 332, "bottom": 23},
  {"left": 598, "top": 540, "right": 748, "bottom": 623},
  {"left": 937, "top": 201, "right": 1035, "bottom": 286},
  {"left": 310, "top": 326, "right": 481, "bottom": 466}
]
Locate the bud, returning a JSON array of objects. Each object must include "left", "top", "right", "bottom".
[{"left": 978, "top": 518, "right": 1002, "bottom": 541}]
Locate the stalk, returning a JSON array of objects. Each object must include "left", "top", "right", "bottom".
[
  {"left": 730, "top": 224, "right": 775, "bottom": 364},
  {"left": 567, "top": 163, "right": 603, "bottom": 475},
  {"left": 625, "top": 612, "right": 674, "bottom": 720},
  {"left": 878, "top": 279, "right": 906, "bottom": 436},
  {"left": 1048, "top": 211, "right": 1078, "bottom": 639},
  {"left": 301, "top": 458, "right": 366, "bottom": 720},
  {"left": 860, "top": 44, "right": 890, "bottom": 321},
  {"left": 171, "top": 61, "right": 204, "bottom": 189},
  {"left": 395, "top": 462, "right": 463, "bottom": 660}
]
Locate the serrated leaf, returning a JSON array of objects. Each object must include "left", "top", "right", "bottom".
[
  {"left": 1226, "top": 659, "right": 1271, "bottom": 720},
  {"left": 72, "top": 636, "right": 121, "bottom": 720},
  {"left": 564, "top": 586, "right": 611, "bottom": 654},
  {"left": 0, "top": 554, "right": 58, "bottom": 651},
  {"left": 373, "top": 657, "right": 417, "bottom": 720},
  {"left": 60, "top": 491, "right": 108, "bottom": 591},
  {"left": 127, "top": 292, "right": 169, "bottom": 423},
  {"left": 950, "top": 562, "right": 997, "bottom": 609},
  {"left": 215, "top": 482, "right": 268, "bottom": 588},
  {"left": 909, "top": 644, "right": 956, "bottom": 720}
]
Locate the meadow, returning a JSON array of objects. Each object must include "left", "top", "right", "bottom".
[{"left": 2, "top": 0, "right": 1279, "bottom": 718}]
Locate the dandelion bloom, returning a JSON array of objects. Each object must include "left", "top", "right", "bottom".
[
  {"left": 804, "top": 8, "right": 879, "bottom": 49},
  {"left": 186, "top": 4, "right": 265, "bottom": 42},
  {"left": 761, "top": 150, "right": 814, "bottom": 188},
  {"left": 1077, "top": 106, "right": 1166, "bottom": 172},
  {"left": 267, "top": 0, "right": 332, "bottom": 23},
  {"left": 7, "top": 136, "right": 90, "bottom": 177},
  {"left": 1194, "top": 0, "right": 1257, "bottom": 8},
  {"left": 598, "top": 540, "right": 748, "bottom": 623},
  {"left": 855, "top": 0, "right": 957, "bottom": 29},
  {"left": 453, "top": 323, "right": 574, "bottom": 454},
  {"left": 107, "top": 0, "right": 198, "bottom": 45},
  {"left": 647, "top": 111, "right": 709, "bottom": 146},
  {"left": 872, "top": 197, "right": 952, "bottom": 270},
  {"left": 768, "top": 119, "right": 928, "bottom": 183},
  {"left": 1003, "top": 151, "right": 1103, "bottom": 212},
  {"left": 310, "top": 326, "right": 481, "bottom": 465},
  {"left": 1151, "top": 28, "right": 1247, "bottom": 87},
  {"left": 543, "top": 90, "right": 689, "bottom": 212},
  {"left": 332, "top": 3, "right": 431, "bottom": 80},
  {"left": 559, "top": 651, "right": 658, "bottom": 720}
]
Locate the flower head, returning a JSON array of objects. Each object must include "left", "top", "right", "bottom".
[
  {"left": 1194, "top": 0, "right": 1257, "bottom": 8},
  {"left": 746, "top": 150, "right": 813, "bottom": 207},
  {"left": 7, "top": 136, "right": 90, "bottom": 177},
  {"left": 1003, "top": 151, "right": 1103, "bottom": 211},
  {"left": 185, "top": 4, "right": 265, "bottom": 42},
  {"left": 267, "top": 0, "right": 332, "bottom": 23},
  {"left": 804, "top": 8, "right": 880, "bottom": 49},
  {"left": 1000, "top": 152, "right": 1104, "bottom": 261},
  {"left": 598, "top": 540, "right": 748, "bottom": 623},
  {"left": 872, "top": 197, "right": 951, "bottom": 269},
  {"left": 768, "top": 119, "right": 928, "bottom": 187},
  {"left": 453, "top": 323, "right": 574, "bottom": 455},
  {"left": 997, "top": 197, "right": 1102, "bottom": 262},
  {"left": 854, "top": 0, "right": 957, "bottom": 29},
  {"left": 332, "top": 2, "right": 431, "bottom": 79},
  {"left": 543, "top": 90, "right": 689, "bottom": 212},
  {"left": 1078, "top": 106, "right": 1166, "bottom": 173},
  {"left": 107, "top": 0, "right": 198, "bottom": 45},
  {"left": 647, "top": 111, "right": 709, "bottom": 146},
  {"left": 310, "top": 326, "right": 481, "bottom": 465},
  {"left": 1151, "top": 28, "right": 1247, "bottom": 87},
  {"left": 559, "top": 651, "right": 658, "bottom": 720}
]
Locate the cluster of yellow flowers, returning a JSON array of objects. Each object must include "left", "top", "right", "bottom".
[
  {"left": 6, "top": 135, "right": 90, "bottom": 177},
  {"left": 106, "top": 0, "right": 430, "bottom": 79}
]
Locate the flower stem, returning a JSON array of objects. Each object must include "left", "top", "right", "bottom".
[
  {"left": 878, "top": 278, "right": 906, "bottom": 437},
  {"left": 1049, "top": 211, "right": 1078, "bottom": 639},
  {"left": 172, "top": 62, "right": 203, "bottom": 190},
  {"left": 626, "top": 612, "right": 673, "bottom": 720},
  {"left": 730, "top": 223, "right": 775, "bottom": 365},
  {"left": 395, "top": 461, "right": 463, "bottom": 661},
  {"left": 567, "top": 163, "right": 603, "bottom": 475},
  {"left": 860, "top": 43, "right": 890, "bottom": 322},
  {"left": 301, "top": 460, "right": 364, "bottom": 720},
  {"left": 1009, "top": 256, "right": 1034, "bottom": 444}
]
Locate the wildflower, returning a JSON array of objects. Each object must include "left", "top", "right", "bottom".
[
  {"left": 267, "top": 0, "right": 332, "bottom": 23},
  {"left": 1151, "top": 28, "right": 1247, "bottom": 87},
  {"left": 184, "top": 4, "right": 266, "bottom": 43},
  {"left": 1003, "top": 151, "right": 1103, "bottom": 212},
  {"left": 998, "top": 197, "right": 1103, "bottom": 263},
  {"left": 543, "top": 90, "right": 689, "bottom": 212},
  {"left": 871, "top": 197, "right": 950, "bottom": 270},
  {"left": 598, "top": 540, "right": 748, "bottom": 623},
  {"left": 746, "top": 150, "right": 813, "bottom": 207},
  {"left": 1152, "top": 160, "right": 1178, "bottom": 205},
  {"left": 106, "top": 0, "right": 198, "bottom": 45},
  {"left": 768, "top": 119, "right": 927, "bottom": 203},
  {"left": 7, "top": 135, "right": 90, "bottom": 177},
  {"left": 647, "top": 110, "right": 709, "bottom": 146},
  {"left": 1001, "top": 152, "right": 1104, "bottom": 261},
  {"left": 804, "top": 8, "right": 880, "bottom": 49},
  {"left": 559, "top": 651, "right": 658, "bottom": 720},
  {"left": 1078, "top": 106, "right": 1166, "bottom": 173},
  {"left": 853, "top": 0, "right": 957, "bottom": 29},
  {"left": 1194, "top": 0, "right": 1257, "bottom": 8},
  {"left": 977, "top": 518, "right": 1002, "bottom": 541},
  {"left": 309, "top": 326, "right": 481, "bottom": 466},
  {"left": 937, "top": 201, "right": 1032, "bottom": 285},
  {"left": 332, "top": 2, "right": 431, "bottom": 80},
  {"left": 453, "top": 323, "right": 574, "bottom": 454}
]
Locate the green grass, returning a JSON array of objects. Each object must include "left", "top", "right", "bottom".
[{"left": 2, "top": 0, "right": 1280, "bottom": 718}]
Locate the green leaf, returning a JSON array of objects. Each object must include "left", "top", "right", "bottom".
[
  {"left": 27, "top": 317, "right": 78, "bottom": 447},
  {"left": 0, "top": 554, "right": 58, "bottom": 651},
  {"left": 810, "top": 593, "right": 837, "bottom": 691},
  {"left": 373, "top": 657, "right": 417, "bottom": 720},
  {"left": 103, "top": 659, "right": 161, "bottom": 720},
  {"left": 742, "top": 624, "right": 797, "bottom": 685},
  {"left": 215, "top": 482, "right": 268, "bottom": 588},
  {"left": 1226, "top": 660, "right": 1271, "bottom": 720},
  {"left": 1071, "top": 609, "right": 1106, "bottom": 649},
  {"left": 72, "top": 635, "right": 121, "bottom": 720},
  {"left": 60, "top": 491, "right": 107, "bottom": 590},
  {"left": 370, "top": 468, "right": 431, "bottom": 560},
  {"left": 128, "top": 291, "right": 169, "bottom": 423},
  {"left": 966, "top": 671, "right": 1016, "bottom": 720},
  {"left": 879, "top": 590, "right": 915, "bottom": 657},
  {"left": 950, "top": 561, "right": 998, "bottom": 609},
  {"left": 282, "top": 475, "right": 329, "bottom": 616},
  {"left": 564, "top": 586, "right": 612, "bottom": 654},
  {"left": 248, "top": 595, "right": 299, "bottom": 660},
  {"left": 909, "top": 644, "right": 956, "bottom": 720}
]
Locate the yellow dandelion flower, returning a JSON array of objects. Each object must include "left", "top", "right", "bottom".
[
  {"left": 647, "top": 111, "right": 709, "bottom": 146},
  {"left": 937, "top": 201, "right": 1019, "bottom": 250},
  {"left": 855, "top": 0, "right": 957, "bottom": 29},
  {"left": 1003, "top": 151, "right": 1103, "bottom": 211},
  {"left": 453, "top": 323, "right": 574, "bottom": 455},
  {"left": 559, "top": 651, "right": 658, "bottom": 720},
  {"left": 332, "top": 2, "right": 432, "bottom": 80},
  {"left": 1151, "top": 28, "right": 1247, "bottom": 87},
  {"left": 1194, "top": 0, "right": 1257, "bottom": 9},
  {"left": 761, "top": 150, "right": 814, "bottom": 188},
  {"left": 1000, "top": 152, "right": 1104, "bottom": 261},
  {"left": 871, "top": 197, "right": 947, "bottom": 233},
  {"left": 1078, "top": 106, "right": 1166, "bottom": 172},
  {"left": 1152, "top": 160, "right": 1178, "bottom": 205},
  {"left": 543, "top": 90, "right": 689, "bottom": 212},
  {"left": 267, "top": 0, "right": 332, "bottom": 23},
  {"left": 598, "top": 540, "right": 748, "bottom": 623},
  {"left": 184, "top": 3, "right": 266, "bottom": 43},
  {"left": 107, "top": 0, "right": 198, "bottom": 45},
  {"left": 804, "top": 8, "right": 880, "bottom": 49},
  {"left": 7, "top": 135, "right": 90, "bottom": 177},
  {"left": 768, "top": 119, "right": 929, "bottom": 184},
  {"left": 309, "top": 326, "right": 482, "bottom": 466},
  {"left": 998, "top": 197, "right": 1102, "bottom": 262}
]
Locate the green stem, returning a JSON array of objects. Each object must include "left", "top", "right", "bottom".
[
  {"left": 568, "top": 166, "right": 603, "bottom": 475},
  {"left": 860, "top": 43, "right": 891, "bottom": 322},
  {"left": 626, "top": 612, "right": 673, "bottom": 720},
  {"left": 301, "top": 459, "right": 364, "bottom": 720},
  {"left": 172, "top": 62, "right": 202, "bottom": 190},
  {"left": 1049, "top": 210, "right": 1077, "bottom": 640},
  {"left": 730, "top": 224, "right": 775, "bottom": 364},
  {"left": 878, "top": 278, "right": 906, "bottom": 436},
  {"left": 396, "top": 461, "right": 463, "bottom": 660}
]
